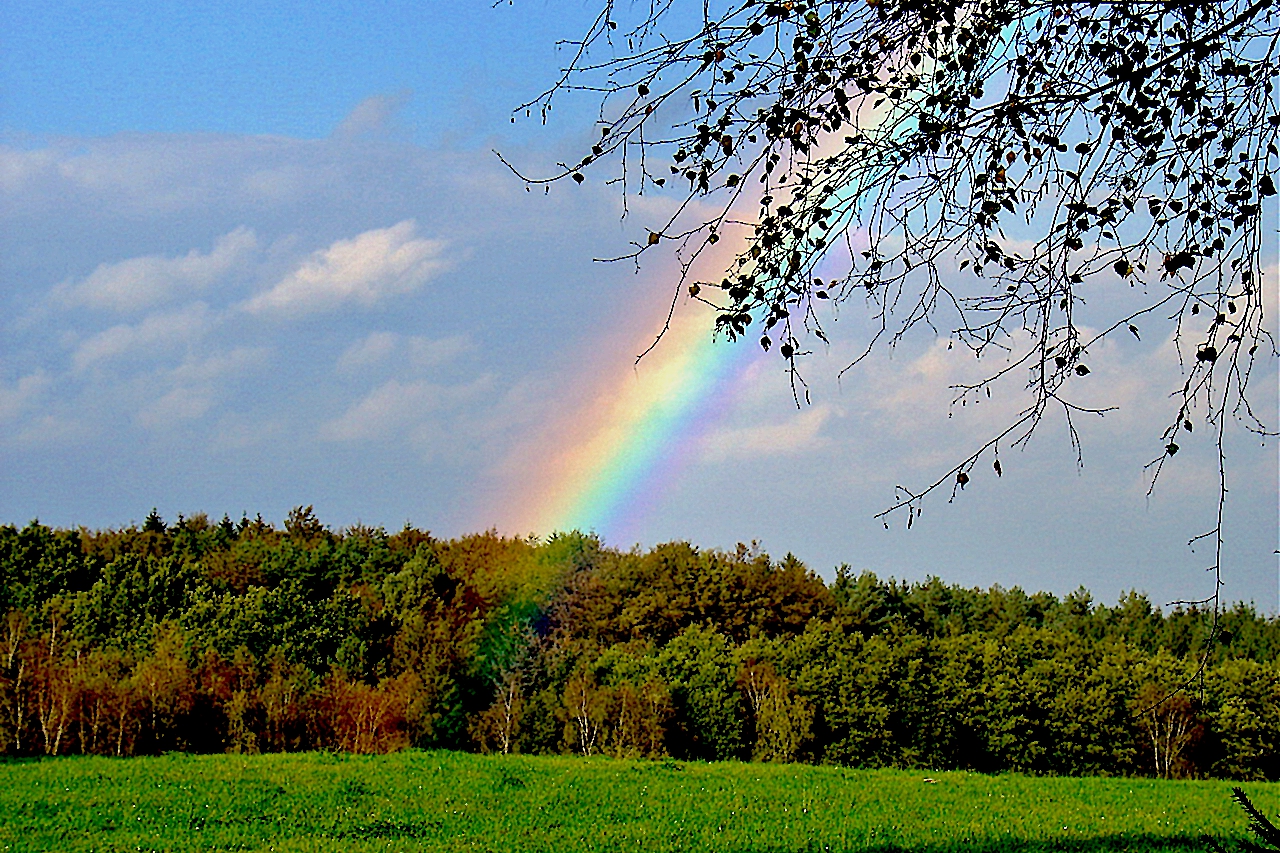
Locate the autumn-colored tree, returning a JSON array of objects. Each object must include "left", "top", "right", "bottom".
[
  {"left": 72, "top": 647, "right": 134, "bottom": 756},
  {"left": 193, "top": 646, "right": 261, "bottom": 753},
  {"left": 1134, "top": 682, "right": 1204, "bottom": 779},
  {"left": 260, "top": 649, "right": 309, "bottom": 753},
  {"left": 603, "top": 678, "right": 672, "bottom": 759},
  {"left": 29, "top": 642, "right": 76, "bottom": 755},
  {"left": 316, "top": 669, "right": 423, "bottom": 754}
]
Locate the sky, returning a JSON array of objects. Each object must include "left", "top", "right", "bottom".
[{"left": 2, "top": 0, "right": 1277, "bottom": 611}]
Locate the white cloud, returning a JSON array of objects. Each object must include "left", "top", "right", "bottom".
[
  {"left": 55, "top": 227, "right": 257, "bottom": 312},
  {"left": 135, "top": 347, "right": 268, "bottom": 430},
  {"left": 0, "top": 146, "right": 58, "bottom": 193},
  {"left": 0, "top": 371, "right": 50, "bottom": 423},
  {"left": 169, "top": 346, "right": 269, "bottom": 383},
  {"left": 243, "top": 221, "right": 447, "bottom": 315},
  {"left": 335, "top": 332, "right": 473, "bottom": 375},
  {"left": 4, "top": 135, "right": 315, "bottom": 213},
  {"left": 701, "top": 405, "right": 832, "bottom": 462},
  {"left": 71, "top": 303, "right": 214, "bottom": 371},
  {"left": 319, "top": 379, "right": 444, "bottom": 441},
  {"left": 334, "top": 92, "right": 412, "bottom": 140},
  {"left": 9, "top": 414, "right": 88, "bottom": 448},
  {"left": 336, "top": 331, "right": 400, "bottom": 372},
  {"left": 407, "top": 334, "right": 472, "bottom": 368},
  {"left": 319, "top": 373, "right": 495, "bottom": 445},
  {"left": 136, "top": 386, "right": 214, "bottom": 428}
]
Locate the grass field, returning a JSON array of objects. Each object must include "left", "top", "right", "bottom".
[{"left": 0, "top": 751, "right": 1276, "bottom": 853}]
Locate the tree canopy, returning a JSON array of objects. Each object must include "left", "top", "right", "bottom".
[
  {"left": 505, "top": 0, "right": 1278, "bottom": 605},
  {"left": 1, "top": 513, "right": 1277, "bottom": 777}
]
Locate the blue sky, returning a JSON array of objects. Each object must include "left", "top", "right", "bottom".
[
  {"left": 2, "top": 1, "right": 601, "bottom": 143},
  {"left": 2, "top": 1, "right": 1276, "bottom": 610}
]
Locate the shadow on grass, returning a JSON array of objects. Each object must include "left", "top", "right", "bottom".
[
  {"left": 312, "top": 829, "right": 1225, "bottom": 851},
  {"left": 331, "top": 819, "right": 447, "bottom": 840},
  {"left": 727, "top": 836, "right": 1215, "bottom": 853}
]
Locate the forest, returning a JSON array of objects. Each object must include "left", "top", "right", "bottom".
[{"left": 0, "top": 508, "right": 1276, "bottom": 781}]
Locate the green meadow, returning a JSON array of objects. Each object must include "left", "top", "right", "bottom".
[{"left": 0, "top": 751, "right": 1275, "bottom": 853}]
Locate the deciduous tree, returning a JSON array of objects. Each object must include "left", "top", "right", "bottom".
[
  {"left": 513, "top": 0, "right": 1278, "bottom": 617},
  {"left": 1134, "top": 678, "right": 1204, "bottom": 778}
]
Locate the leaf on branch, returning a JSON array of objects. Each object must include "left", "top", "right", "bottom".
[
  {"left": 533, "top": 0, "right": 1278, "bottom": 536},
  {"left": 1162, "top": 252, "right": 1195, "bottom": 277}
]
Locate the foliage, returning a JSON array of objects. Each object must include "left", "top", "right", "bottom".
[
  {"left": 510, "top": 0, "right": 1279, "bottom": 621},
  {"left": 0, "top": 511, "right": 1277, "bottom": 778}
]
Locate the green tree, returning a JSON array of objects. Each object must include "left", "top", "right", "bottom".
[
  {"left": 131, "top": 623, "right": 194, "bottom": 754},
  {"left": 737, "top": 658, "right": 813, "bottom": 762},
  {"left": 592, "top": 643, "right": 673, "bottom": 758},
  {"left": 659, "top": 625, "right": 745, "bottom": 761},
  {"left": 1205, "top": 659, "right": 1280, "bottom": 780}
]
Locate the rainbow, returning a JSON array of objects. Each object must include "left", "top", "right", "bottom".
[
  {"left": 485, "top": 83, "right": 902, "bottom": 543},
  {"left": 491, "top": 260, "right": 762, "bottom": 544}
]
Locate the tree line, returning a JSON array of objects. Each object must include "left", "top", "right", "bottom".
[{"left": 0, "top": 508, "right": 1276, "bottom": 779}]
